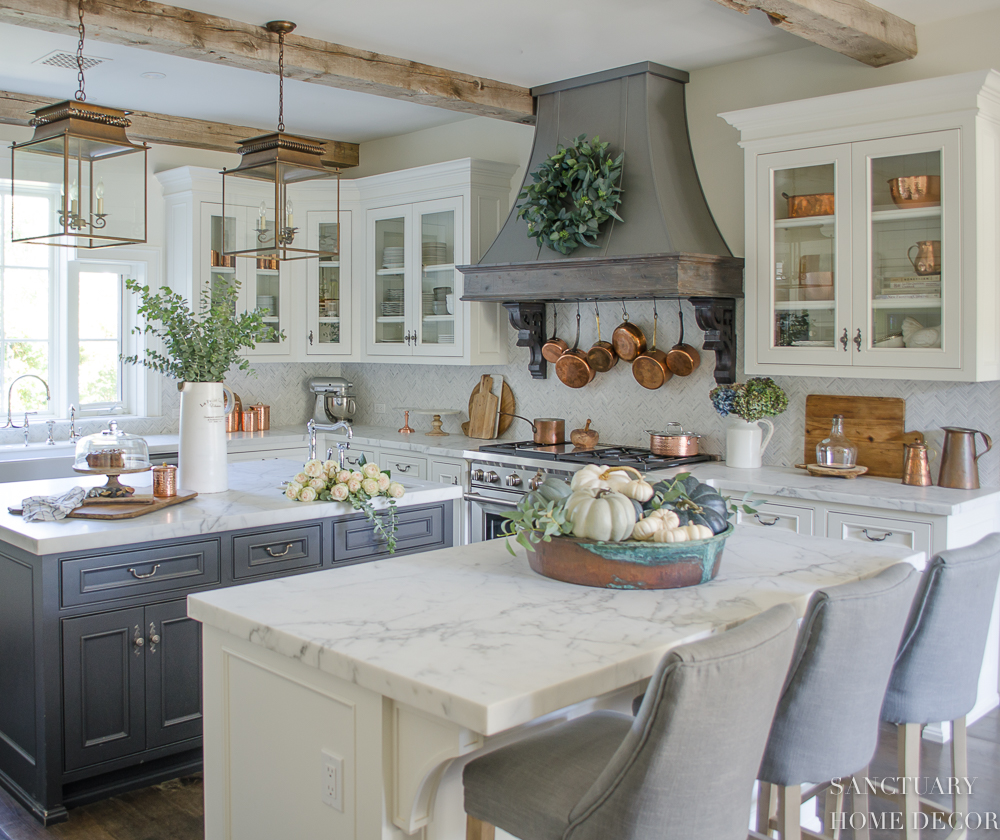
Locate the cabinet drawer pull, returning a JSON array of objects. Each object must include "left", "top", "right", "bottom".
[
  {"left": 754, "top": 514, "right": 781, "bottom": 526},
  {"left": 265, "top": 543, "right": 294, "bottom": 558},
  {"left": 128, "top": 563, "right": 160, "bottom": 579},
  {"left": 395, "top": 463, "right": 411, "bottom": 472},
  {"left": 347, "top": 456, "right": 361, "bottom": 466},
  {"left": 862, "top": 528, "right": 893, "bottom": 542}
]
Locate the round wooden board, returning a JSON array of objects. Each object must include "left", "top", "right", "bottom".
[
  {"left": 795, "top": 463, "right": 869, "bottom": 479},
  {"left": 461, "top": 380, "right": 514, "bottom": 437}
]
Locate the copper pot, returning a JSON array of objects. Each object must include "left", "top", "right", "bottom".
[
  {"left": 587, "top": 303, "right": 618, "bottom": 372},
  {"left": 647, "top": 423, "right": 701, "bottom": 456},
  {"left": 611, "top": 301, "right": 646, "bottom": 362},
  {"left": 501, "top": 414, "right": 566, "bottom": 445},
  {"left": 555, "top": 306, "right": 595, "bottom": 388},
  {"left": 541, "top": 304, "right": 569, "bottom": 363},
  {"left": 666, "top": 307, "right": 700, "bottom": 377},
  {"left": 632, "top": 304, "right": 671, "bottom": 390}
]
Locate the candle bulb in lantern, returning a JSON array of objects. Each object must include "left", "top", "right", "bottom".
[
  {"left": 285, "top": 200, "right": 294, "bottom": 228},
  {"left": 69, "top": 180, "right": 79, "bottom": 217},
  {"left": 258, "top": 200, "right": 267, "bottom": 230},
  {"left": 95, "top": 180, "right": 105, "bottom": 215}
]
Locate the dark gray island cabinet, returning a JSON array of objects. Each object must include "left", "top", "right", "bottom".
[{"left": 0, "top": 462, "right": 457, "bottom": 824}]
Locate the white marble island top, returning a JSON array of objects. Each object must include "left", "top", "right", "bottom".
[
  {"left": 188, "top": 528, "right": 923, "bottom": 736},
  {"left": 0, "top": 458, "right": 461, "bottom": 556}
]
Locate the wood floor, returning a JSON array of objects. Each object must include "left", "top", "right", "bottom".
[{"left": 0, "top": 711, "right": 997, "bottom": 839}]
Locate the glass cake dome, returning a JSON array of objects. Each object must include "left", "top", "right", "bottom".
[{"left": 74, "top": 420, "right": 150, "bottom": 471}]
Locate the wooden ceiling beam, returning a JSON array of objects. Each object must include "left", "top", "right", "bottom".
[
  {"left": 0, "top": 89, "right": 360, "bottom": 168},
  {"left": 0, "top": 0, "right": 536, "bottom": 124},
  {"left": 711, "top": 0, "right": 917, "bottom": 67}
]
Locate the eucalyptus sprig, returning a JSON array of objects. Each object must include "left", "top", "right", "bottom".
[
  {"left": 501, "top": 495, "right": 574, "bottom": 555},
  {"left": 517, "top": 134, "right": 624, "bottom": 256},
  {"left": 122, "top": 277, "right": 283, "bottom": 382}
]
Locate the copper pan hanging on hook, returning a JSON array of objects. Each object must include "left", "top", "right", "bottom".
[{"left": 611, "top": 300, "right": 646, "bottom": 362}]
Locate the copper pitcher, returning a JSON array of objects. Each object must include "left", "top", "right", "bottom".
[
  {"left": 938, "top": 427, "right": 992, "bottom": 489},
  {"left": 907, "top": 240, "right": 941, "bottom": 276},
  {"left": 901, "top": 442, "right": 932, "bottom": 487}
]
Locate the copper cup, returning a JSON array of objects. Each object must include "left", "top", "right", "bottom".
[
  {"left": 152, "top": 464, "right": 178, "bottom": 497},
  {"left": 901, "top": 442, "right": 932, "bottom": 487},
  {"left": 241, "top": 409, "right": 259, "bottom": 433}
]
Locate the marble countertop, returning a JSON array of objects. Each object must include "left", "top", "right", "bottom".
[
  {"left": 188, "top": 528, "right": 923, "bottom": 736},
  {"left": 0, "top": 458, "right": 462, "bottom": 556},
  {"left": 671, "top": 464, "right": 1000, "bottom": 517}
]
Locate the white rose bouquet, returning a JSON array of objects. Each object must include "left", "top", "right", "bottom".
[{"left": 285, "top": 457, "right": 406, "bottom": 552}]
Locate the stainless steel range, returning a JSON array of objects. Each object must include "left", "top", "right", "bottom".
[{"left": 464, "top": 442, "right": 713, "bottom": 543}]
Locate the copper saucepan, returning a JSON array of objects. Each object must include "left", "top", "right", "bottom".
[
  {"left": 587, "top": 302, "right": 618, "bottom": 372},
  {"left": 612, "top": 301, "right": 646, "bottom": 362},
  {"left": 647, "top": 423, "right": 701, "bottom": 456},
  {"left": 500, "top": 414, "right": 566, "bottom": 445},
  {"left": 541, "top": 303, "right": 569, "bottom": 363},
  {"left": 666, "top": 305, "right": 701, "bottom": 377},
  {"left": 632, "top": 302, "right": 672, "bottom": 390},
  {"left": 555, "top": 305, "right": 595, "bottom": 388}
]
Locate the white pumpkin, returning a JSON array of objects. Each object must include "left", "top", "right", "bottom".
[
  {"left": 570, "top": 464, "right": 612, "bottom": 492},
  {"left": 679, "top": 524, "right": 714, "bottom": 541},
  {"left": 565, "top": 488, "right": 637, "bottom": 542},
  {"left": 651, "top": 527, "right": 689, "bottom": 543},
  {"left": 632, "top": 516, "right": 666, "bottom": 541},
  {"left": 646, "top": 508, "right": 680, "bottom": 529},
  {"left": 619, "top": 478, "right": 655, "bottom": 503}
]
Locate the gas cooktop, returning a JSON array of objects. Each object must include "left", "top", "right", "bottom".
[{"left": 475, "top": 441, "right": 713, "bottom": 472}]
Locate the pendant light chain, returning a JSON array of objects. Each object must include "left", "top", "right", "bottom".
[
  {"left": 277, "top": 30, "right": 285, "bottom": 132},
  {"left": 75, "top": 0, "right": 87, "bottom": 102}
]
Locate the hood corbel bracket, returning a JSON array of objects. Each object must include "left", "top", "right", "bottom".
[
  {"left": 690, "top": 297, "right": 736, "bottom": 385},
  {"left": 503, "top": 303, "right": 547, "bottom": 379}
]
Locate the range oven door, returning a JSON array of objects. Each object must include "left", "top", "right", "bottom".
[{"left": 464, "top": 490, "right": 521, "bottom": 543}]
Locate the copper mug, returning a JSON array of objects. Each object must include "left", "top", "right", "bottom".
[
  {"left": 907, "top": 240, "right": 941, "bottom": 276},
  {"left": 901, "top": 442, "right": 932, "bottom": 487}
]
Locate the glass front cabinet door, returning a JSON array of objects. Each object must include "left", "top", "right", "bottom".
[
  {"left": 752, "top": 130, "right": 961, "bottom": 376},
  {"left": 366, "top": 198, "right": 463, "bottom": 358},
  {"left": 306, "top": 210, "right": 352, "bottom": 356}
]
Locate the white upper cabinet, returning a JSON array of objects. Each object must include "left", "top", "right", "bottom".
[{"left": 723, "top": 70, "right": 1000, "bottom": 381}]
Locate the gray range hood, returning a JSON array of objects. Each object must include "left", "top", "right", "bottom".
[{"left": 458, "top": 62, "right": 743, "bottom": 383}]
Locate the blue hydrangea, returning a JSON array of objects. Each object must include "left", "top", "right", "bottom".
[{"left": 710, "top": 385, "right": 738, "bottom": 418}]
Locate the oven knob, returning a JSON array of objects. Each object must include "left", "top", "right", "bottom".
[
  {"left": 529, "top": 471, "right": 543, "bottom": 491},
  {"left": 471, "top": 468, "right": 485, "bottom": 482},
  {"left": 505, "top": 474, "right": 522, "bottom": 488},
  {"left": 486, "top": 471, "right": 500, "bottom": 484}
]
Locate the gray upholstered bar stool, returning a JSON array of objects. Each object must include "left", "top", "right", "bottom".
[
  {"left": 461, "top": 603, "right": 799, "bottom": 840},
  {"left": 754, "top": 562, "right": 920, "bottom": 840},
  {"left": 877, "top": 533, "right": 1000, "bottom": 840}
]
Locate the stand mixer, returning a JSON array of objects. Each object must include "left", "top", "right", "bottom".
[{"left": 308, "top": 377, "right": 356, "bottom": 426}]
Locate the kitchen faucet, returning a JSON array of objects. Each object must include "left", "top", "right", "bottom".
[
  {"left": 307, "top": 418, "right": 353, "bottom": 467},
  {"left": 5, "top": 375, "right": 50, "bottom": 433}
]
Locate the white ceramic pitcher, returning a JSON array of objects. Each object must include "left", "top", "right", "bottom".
[
  {"left": 725, "top": 417, "right": 775, "bottom": 469},
  {"left": 178, "top": 381, "right": 232, "bottom": 493}
]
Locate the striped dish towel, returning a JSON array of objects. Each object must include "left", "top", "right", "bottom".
[{"left": 21, "top": 487, "right": 88, "bottom": 522}]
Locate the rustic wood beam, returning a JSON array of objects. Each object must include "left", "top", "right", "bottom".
[
  {"left": 0, "top": 89, "right": 360, "bottom": 168},
  {"left": 0, "top": 0, "right": 536, "bottom": 124},
  {"left": 710, "top": 0, "right": 917, "bottom": 67}
]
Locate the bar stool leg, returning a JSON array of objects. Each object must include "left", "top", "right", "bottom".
[
  {"left": 952, "top": 716, "right": 969, "bottom": 840},
  {"left": 757, "top": 781, "right": 777, "bottom": 836},
  {"left": 824, "top": 783, "right": 845, "bottom": 839},
  {"left": 899, "top": 722, "right": 921, "bottom": 840},
  {"left": 777, "top": 784, "right": 802, "bottom": 840},
  {"left": 854, "top": 767, "right": 871, "bottom": 840},
  {"left": 467, "top": 814, "right": 495, "bottom": 840}
]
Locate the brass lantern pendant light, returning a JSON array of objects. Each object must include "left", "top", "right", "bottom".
[
  {"left": 221, "top": 21, "right": 341, "bottom": 262},
  {"left": 10, "top": 0, "right": 148, "bottom": 248}
]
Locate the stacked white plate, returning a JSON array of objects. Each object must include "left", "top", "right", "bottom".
[
  {"left": 422, "top": 291, "right": 435, "bottom": 315},
  {"left": 382, "top": 245, "right": 405, "bottom": 269},
  {"left": 422, "top": 241, "right": 448, "bottom": 265},
  {"left": 384, "top": 288, "right": 404, "bottom": 301}
]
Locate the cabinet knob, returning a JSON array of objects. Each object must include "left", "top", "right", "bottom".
[
  {"left": 308, "top": 330, "right": 314, "bottom": 346},
  {"left": 133, "top": 625, "right": 145, "bottom": 655},
  {"left": 149, "top": 622, "right": 160, "bottom": 653},
  {"left": 854, "top": 329, "right": 862, "bottom": 352},
  {"left": 840, "top": 329, "right": 849, "bottom": 351}
]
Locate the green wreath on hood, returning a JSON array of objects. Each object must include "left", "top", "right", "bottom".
[{"left": 516, "top": 134, "right": 624, "bottom": 256}]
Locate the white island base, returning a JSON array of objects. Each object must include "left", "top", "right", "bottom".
[{"left": 190, "top": 530, "right": 925, "bottom": 840}]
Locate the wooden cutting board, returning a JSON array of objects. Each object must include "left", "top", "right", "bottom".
[
  {"left": 9, "top": 492, "right": 197, "bottom": 520},
  {"left": 468, "top": 375, "right": 499, "bottom": 439},
  {"left": 462, "top": 378, "right": 515, "bottom": 437},
  {"left": 804, "top": 395, "right": 923, "bottom": 479}
]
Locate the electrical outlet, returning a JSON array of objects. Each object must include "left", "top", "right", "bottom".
[
  {"left": 321, "top": 749, "right": 344, "bottom": 811},
  {"left": 375, "top": 403, "right": 386, "bottom": 415}
]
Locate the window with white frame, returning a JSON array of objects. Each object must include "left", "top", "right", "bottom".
[{"left": 1, "top": 183, "right": 156, "bottom": 420}]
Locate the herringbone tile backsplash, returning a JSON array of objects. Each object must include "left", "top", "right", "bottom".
[{"left": 6, "top": 300, "right": 997, "bottom": 485}]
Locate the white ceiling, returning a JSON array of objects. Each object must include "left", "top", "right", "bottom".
[{"left": 1, "top": 0, "right": 998, "bottom": 144}]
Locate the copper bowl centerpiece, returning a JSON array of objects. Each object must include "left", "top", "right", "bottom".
[
  {"left": 888, "top": 175, "right": 941, "bottom": 208},
  {"left": 526, "top": 525, "right": 734, "bottom": 590}
]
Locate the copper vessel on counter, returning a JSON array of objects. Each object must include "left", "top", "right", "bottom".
[
  {"left": 647, "top": 423, "right": 701, "bottom": 457},
  {"left": 938, "top": 427, "right": 992, "bottom": 489},
  {"left": 249, "top": 403, "right": 270, "bottom": 431},
  {"left": 901, "top": 442, "right": 932, "bottom": 487},
  {"left": 241, "top": 409, "right": 259, "bottom": 433},
  {"left": 152, "top": 464, "right": 178, "bottom": 497},
  {"left": 224, "top": 390, "right": 243, "bottom": 432},
  {"left": 500, "top": 415, "right": 566, "bottom": 445}
]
